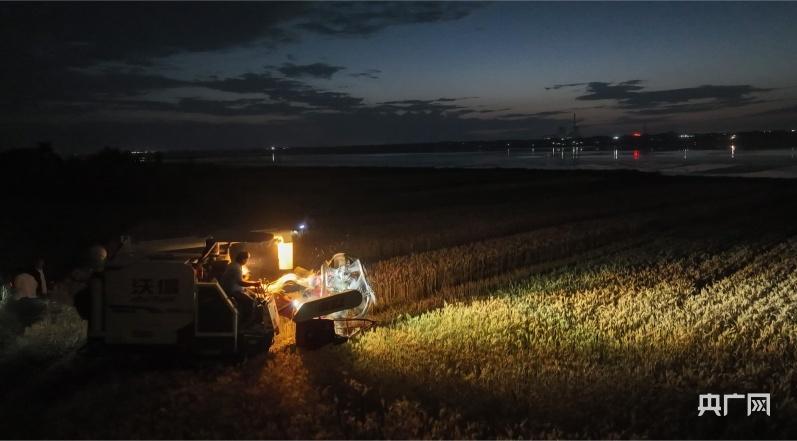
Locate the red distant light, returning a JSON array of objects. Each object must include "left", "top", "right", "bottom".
[
  {"left": 632, "top": 132, "right": 642, "bottom": 137},
  {"left": 633, "top": 149, "right": 640, "bottom": 160}
]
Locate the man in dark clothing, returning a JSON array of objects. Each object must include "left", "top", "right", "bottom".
[{"left": 221, "top": 251, "right": 262, "bottom": 327}]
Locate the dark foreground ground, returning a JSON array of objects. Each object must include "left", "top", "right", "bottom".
[{"left": 2, "top": 156, "right": 797, "bottom": 439}]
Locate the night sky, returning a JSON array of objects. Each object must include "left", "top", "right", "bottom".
[{"left": 2, "top": 2, "right": 797, "bottom": 152}]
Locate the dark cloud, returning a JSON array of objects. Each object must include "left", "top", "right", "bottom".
[
  {"left": 478, "top": 108, "right": 512, "bottom": 114},
  {"left": 0, "top": 2, "right": 482, "bottom": 75},
  {"left": 1, "top": 2, "right": 482, "bottom": 123},
  {"left": 0, "top": 3, "right": 306, "bottom": 69},
  {"left": 277, "top": 62, "right": 346, "bottom": 79},
  {"left": 0, "top": 3, "right": 302, "bottom": 114},
  {"left": 631, "top": 98, "right": 769, "bottom": 116},
  {"left": 1, "top": 71, "right": 571, "bottom": 151},
  {"left": 371, "top": 101, "right": 463, "bottom": 116},
  {"left": 379, "top": 98, "right": 475, "bottom": 106},
  {"left": 2, "top": 3, "right": 482, "bottom": 71},
  {"left": 349, "top": 69, "right": 382, "bottom": 79},
  {"left": 169, "top": 98, "right": 310, "bottom": 117},
  {"left": 499, "top": 110, "right": 571, "bottom": 119},
  {"left": 0, "top": 69, "right": 187, "bottom": 113},
  {"left": 499, "top": 113, "right": 534, "bottom": 119},
  {"left": 380, "top": 99, "right": 439, "bottom": 106},
  {"left": 373, "top": 98, "right": 480, "bottom": 116},
  {"left": 70, "top": 71, "right": 187, "bottom": 97},
  {"left": 1, "top": 68, "right": 366, "bottom": 118},
  {"left": 197, "top": 73, "right": 364, "bottom": 110},
  {"left": 6, "top": 69, "right": 485, "bottom": 121},
  {"left": 435, "top": 96, "right": 478, "bottom": 102},
  {"left": 545, "top": 82, "right": 588, "bottom": 91},
  {"left": 575, "top": 80, "right": 646, "bottom": 102},
  {"left": 197, "top": 73, "right": 290, "bottom": 94},
  {"left": 46, "top": 96, "right": 324, "bottom": 119},
  {"left": 548, "top": 80, "right": 772, "bottom": 115},
  {"left": 296, "top": 2, "right": 484, "bottom": 37}
]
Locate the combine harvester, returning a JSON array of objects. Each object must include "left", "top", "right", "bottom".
[{"left": 84, "top": 229, "right": 375, "bottom": 356}]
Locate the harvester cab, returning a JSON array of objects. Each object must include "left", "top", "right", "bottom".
[{"left": 85, "top": 230, "right": 375, "bottom": 356}]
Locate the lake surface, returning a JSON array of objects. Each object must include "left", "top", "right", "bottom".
[{"left": 182, "top": 149, "right": 797, "bottom": 178}]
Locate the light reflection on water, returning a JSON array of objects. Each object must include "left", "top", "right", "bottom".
[{"left": 180, "top": 149, "right": 797, "bottom": 178}]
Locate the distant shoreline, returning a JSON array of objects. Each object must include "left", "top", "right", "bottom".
[{"left": 166, "top": 148, "right": 797, "bottom": 179}]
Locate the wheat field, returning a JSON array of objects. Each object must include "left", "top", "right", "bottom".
[
  {"left": 340, "top": 236, "right": 797, "bottom": 437},
  {"left": 2, "top": 170, "right": 797, "bottom": 439}
]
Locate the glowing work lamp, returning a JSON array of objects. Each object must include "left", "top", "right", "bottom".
[{"left": 274, "top": 235, "right": 294, "bottom": 271}]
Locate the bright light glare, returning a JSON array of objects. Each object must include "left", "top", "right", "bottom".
[
  {"left": 298, "top": 223, "right": 306, "bottom": 230},
  {"left": 277, "top": 240, "right": 293, "bottom": 270},
  {"left": 612, "top": 136, "right": 620, "bottom": 140}
]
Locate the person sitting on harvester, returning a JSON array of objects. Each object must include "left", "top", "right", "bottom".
[{"left": 221, "top": 251, "right": 262, "bottom": 327}]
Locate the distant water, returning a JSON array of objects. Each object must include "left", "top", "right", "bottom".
[{"left": 176, "top": 149, "right": 797, "bottom": 178}]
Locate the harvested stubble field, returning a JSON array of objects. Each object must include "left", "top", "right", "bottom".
[{"left": 2, "top": 164, "right": 797, "bottom": 439}]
